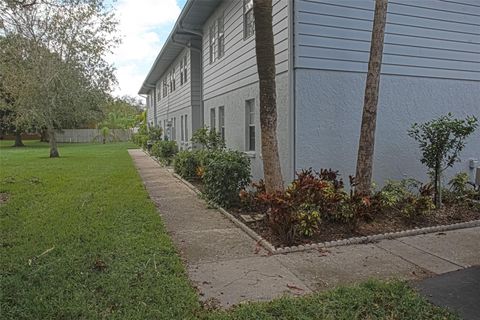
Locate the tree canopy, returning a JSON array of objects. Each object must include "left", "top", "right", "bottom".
[{"left": 0, "top": 0, "right": 119, "bottom": 157}]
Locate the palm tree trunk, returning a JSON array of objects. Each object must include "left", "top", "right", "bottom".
[
  {"left": 13, "top": 130, "right": 25, "bottom": 147},
  {"left": 354, "top": 0, "right": 388, "bottom": 196},
  {"left": 253, "top": 0, "right": 284, "bottom": 193},
  {"left": 48, "top": 128, "right": 60, "bottom": 158}
]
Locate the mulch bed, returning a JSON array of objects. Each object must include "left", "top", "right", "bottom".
[
  {"left": 230, "top": 202, "right": 480, "bottom": 248},
  {"left": 175, "top": 172, "right": 480, "bottom": 248}
]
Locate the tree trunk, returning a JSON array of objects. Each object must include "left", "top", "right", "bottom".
[
  {"left": 48, "top": 128, "right": 60, "bottom": 158},
  {"left": 354, "top": 0, "right": 388, "bottom": 197},
  {"left": 40, "top": 129, "right": 49, "bottom": 142},
  {"left": 253, "top": 0, "right": 284, "bottom": 193},
  {"left": 13, "top": 130, "right": 25, "bottom": 147}
]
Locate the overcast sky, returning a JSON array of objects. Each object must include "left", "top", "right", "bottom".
[{"left": 108, "top": 0, "right": 187, "bottom": 99}]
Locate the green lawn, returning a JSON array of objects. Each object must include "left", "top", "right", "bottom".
[{"left": 0, "top": 141, "right": 457, "bottom": 319}]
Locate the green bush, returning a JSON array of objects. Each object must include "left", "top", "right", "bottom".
[
  {"left": 202, "top": 150, "right": 251, "bottom": 208},
  {"left": 151, "top": 140, "right": 178, "bottom": 165},
  {"left": 174, "top": 150, "right": 200, "bottom": 180},
  {"left": 132, "top": 133, "right": 148, "bottom": 149},
  {"left": 148, "top": 127, "right": 163, "bottom": 141},
  {"left": 191, "top": 127, "right": 225, "bottom": 150},
  {"left": 377, "top": 179, "right": 434, "bottom": 218}
]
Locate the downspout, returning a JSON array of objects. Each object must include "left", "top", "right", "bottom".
[{"left": 288, "top": 0, "right": 296, "bottom": 181}]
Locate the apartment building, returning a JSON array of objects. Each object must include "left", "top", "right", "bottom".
[{"left": 140, "top": 0, "right": 480, "bottom": 184}]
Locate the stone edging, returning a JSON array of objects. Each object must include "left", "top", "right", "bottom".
[{"left": 142, "top": 149, "right": 480, "bottom": 255}]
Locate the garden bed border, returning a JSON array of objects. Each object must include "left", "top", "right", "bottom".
[{"left": 143, "top": 150, "right": 480, "bottom": 255}]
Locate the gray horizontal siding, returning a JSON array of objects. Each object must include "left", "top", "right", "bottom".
[
  {"left": 295, "top": 0, "right": 480, "bottom": 81},
  {"left": 155, "top": 47, "right": 192, "bottom": 119},
  {"left": 203, "top": 0, "right": 289, "bottom": 101}
]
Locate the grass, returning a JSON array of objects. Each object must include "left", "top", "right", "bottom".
[{"left": 0, "top": 141, "right": 457, "bottom": 319}]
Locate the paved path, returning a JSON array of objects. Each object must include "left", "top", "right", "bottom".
[{"left": 129, "top": 149, "right": 480, "bottom": 308}]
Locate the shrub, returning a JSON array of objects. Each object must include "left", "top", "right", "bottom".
[
  {"left": 295, "top": 204, "right": 321, "bottom": 237},
  {"left": 376, "top": 179, "right": 434, "bottom": 219},
  {"left": 173, "top": 150, "right": 208, "bottom": 180},
  {"left": 202, "top": 150, "right": 251, "bottom": 208},
  {"left": 408, "top": 113, "right": 478, "bottom": 208},
  {"left": 132, "top": 133, "right": 148, "bottom": 149},
  {"left": 148, "top": 127, "right": 163, "bottom": 141},
  {"left": 151, "top": 140, "right": 178, "bottom": 165},
  {"left": 191, "top": 127, "right": 225, "bottom": 150},
  {"left": 443, "top": 172, "right": 477, "bottom": 204},
  {"left": 252, "top": 168, "right": 355, "bottom": 244}
]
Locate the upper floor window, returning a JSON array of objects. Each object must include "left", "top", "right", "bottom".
[
  {"left": 183, "top": 55, "right": 188, "bottom": 83},
  {"left": 169, "top": 69, "right": 176, "bottom": 93},
  {"left": 209, "top": 14, "right": 225, "bottom": 64},
  {"left": 244, "top": 0, "right": 254, "bottom": 39},
  {"left": 162, "top": 78, "right": 168, "bottom": 97},
  {"left": 180, "top": 59, "right": 184, "bottom": 85},
  {"left": 209, "top": 22, "right": 217, "bottom": 64},
  {"left": 217, "top": 15, "right": 224, "bottom": 59}
]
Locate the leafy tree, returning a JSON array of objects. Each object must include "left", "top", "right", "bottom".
[
  {"left": 253, "top": 0, "right": 284, "bottom": 193},
  {"left": 99, "top": 96, "right": 143, "bottom": 129},
  {"left": 0, "top": 0, "right": 119, "bottom": 157},
  {"left": 408, "top": 113, "right": 478, "bottom": 208},
  {"left": 354, "top": 0, "right": 389, "bottom": 196}
]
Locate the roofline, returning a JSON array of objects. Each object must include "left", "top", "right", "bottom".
[{"left": 138, "top": 0, "right": 202, "bottom": 95}]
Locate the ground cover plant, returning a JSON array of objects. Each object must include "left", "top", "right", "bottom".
[{"left": 0, "top": 141, "right": 458, "bottom": 319}]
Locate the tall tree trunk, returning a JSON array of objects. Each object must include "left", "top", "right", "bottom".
[
  {"left": 48, "top": 128, "right": 60, "bottom": 158},
  {"left": 253, "top": 0, "right": 284, "bottom": 193},
  {"left": 13, "top": 130, "right": 25, "bottom": 147},
  {"left": 40, "top": 128, "right": 49, "bottom": 142},
  {"left": 354, "top": 0, "right": 388, "bottom": 197}
]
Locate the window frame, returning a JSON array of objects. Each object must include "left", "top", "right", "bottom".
[
  {"left": 184, "top": 114, "right": 188, "bottom": 141},
  {"left": 209, "top": 22, "right": 217, "bottom": 64},
  {"left": 246, "top": 99, "right": 255, "bottom": 151},
  {"left": 180, "top": 115, "right": 184, "bottom": 141},
  {"left": 243, "top": 0, "right": 254, "bottom": 40},
  {"left": 183, "top": 55, "right": 188, "bottom": 83},
  {"left": 218, "top": 106, "right": 225, "bottom": 142},
  {"left": 210, "top": 108, "right": 216, "bottom": 131}
]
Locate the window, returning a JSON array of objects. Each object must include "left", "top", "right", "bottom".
[
  {"left": 183, "top": 55, "right": 188, "bottom": 83},
  {"left": 180, "top": 115, "right": 184, "bottom": 141},
  {"left": 246, "top": 99, "right": 255, "bottom": 151},
  {"left": 184, "top": 114, "right": 188, "bottom": 141},
  {"left": 210, "top": 108, "right": 216, "bottom": 131},
  {"left": 244, "top": 0, "right": 254, "bottom": 39},
  {"left": 171, "top": 117, "right": 176, "bottom": 140},
  {"left": 209, "top": 22, "right": 217, "bottom": 64},
  {"left": 180, "top": 59, "right": 184, "bottom": 85},
  {"left": 219, "top": 106, "right": 225, "bottom": 142},
  {"left": 209, "top": 14, "right": 225, "bottom": 63},
  {"left": 217, "top": 15, "right": 224, "bottom": 59},
  {"left": 163, "top": 78, "right": 168, "bottom": 97}
]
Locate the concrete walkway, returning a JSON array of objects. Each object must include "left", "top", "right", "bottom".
[{"left": 129, "top": 149, "right": 480, "bottom": 308}]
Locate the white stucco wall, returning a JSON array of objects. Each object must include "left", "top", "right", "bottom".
[
  {"left": 295, "top": 69, "right": 480, "bottom": 186},
  {"left": 203, "top": 72, "right": 292, "bottom": 182}
]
